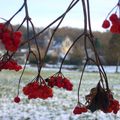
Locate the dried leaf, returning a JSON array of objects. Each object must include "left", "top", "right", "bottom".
[{"left": 87, "top": 82, "right": 109, "bottom": 112}]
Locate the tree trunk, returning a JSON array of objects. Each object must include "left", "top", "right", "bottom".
[{"left": 116, "top": 56, "right": 120, "bottom": 73}]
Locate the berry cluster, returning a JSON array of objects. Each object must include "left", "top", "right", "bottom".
[
  {"left": 45, "top": 72, "right": 73, "bottom": 91},
  {"left": 0, "top": 23, "right": 22, "bottom": 52},
  {"left": 73, "top": 82, "right": 120, "bottom": 115},
  {"left": 23, "top": 81, "right": 53, "bottom": 99},
  {"left": 0, "top": 59, "right": 22, "bottom": 71},
  {"left": 102, "top": 92, "right": 120, "bottom": 114},
  {"left": 85, "top": 82, "right": 120, "bottom": 114},
  {"left": 14, "top": 73, "right": 73, "bottom": 103},
  {"left": 73, "top": 105, "right": 88, "bottom": 115},
  {"left": 102, "top": 3, "right": 120, "bottom": 33}
]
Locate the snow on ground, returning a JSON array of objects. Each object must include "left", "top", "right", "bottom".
[
  {"left": 0, "top": 67, "right": 120, "bottom": 120},
  {"left": 85, "top": 65, "right": 120, "bottom": 73},
  {"left": 28, "top": 64, "right": 120, "bottom": 73},
  {"left": 0, "top": 95, "right": 120, "bottom": 120}
]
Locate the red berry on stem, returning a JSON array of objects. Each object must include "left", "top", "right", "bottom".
[
  {"left": 14, "top": 96, "right": 21, "bottom": 103},
  {"left": 109, "top": 14, "right": 118, "bottom": 23},
  {"left": 81, "top": 106, "right": 88, "bottom": 112},
  {"left": 110, "top": 24, "right": 119, "bottom": 33},
  {"left": 102, "top": 20, "right": 110, "bottom": 29},
  {"left": 73, "top": 106, "right": 82, "bottom": 114}
]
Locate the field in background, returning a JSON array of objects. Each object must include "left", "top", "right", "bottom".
[{"left": 0, "top": 68, "right": 120, "bottom": 120}]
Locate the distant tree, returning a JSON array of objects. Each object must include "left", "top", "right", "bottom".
[
  {"left": 54, "top": 27, "right": 84, "bottom": 42},
  {"left": 108, "top": 34, "right": 120, "bottom": 72},
  {"left": 69, "top": 42, "right": 84, "bottom": 65},
  {"left": 94, "top": 38, "right": 101, "bottom": 49}
]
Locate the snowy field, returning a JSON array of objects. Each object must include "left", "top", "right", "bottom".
[{"left": 0, "top": 67, "right": 120, "bottom": 120}]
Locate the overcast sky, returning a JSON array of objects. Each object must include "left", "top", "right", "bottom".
[{"left": 0, "top": 0, "right": 118, "bottom": 31}]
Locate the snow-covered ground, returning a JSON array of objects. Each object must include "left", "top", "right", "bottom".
[
  {"left": 27, "top": 64, "right": 120, "bottom": 73},
  {"left": 0, "top": 68, "right": 120, "bottom": 120},
  {"left": 85, "top": 65, "right": 120, "bottom": 73},
  {"left": 0, "top": 100, "right": 120, "bottom": 120}
]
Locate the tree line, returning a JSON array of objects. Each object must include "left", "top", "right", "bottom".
[{"left": 12, "top": 25, "right": 120, "bottom": 66}]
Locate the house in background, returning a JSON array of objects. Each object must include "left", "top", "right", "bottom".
[
  {"left": 61, "top": 36, "right": 73, "bottom": 58},
  {"left": 46, "top": 35, "right": 73, "bottom": 63}
]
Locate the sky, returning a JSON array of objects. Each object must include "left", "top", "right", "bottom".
[{"left": 0, "top": 0, "right": 118, "bottom": 32}]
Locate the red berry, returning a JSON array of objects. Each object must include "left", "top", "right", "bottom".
[
  {"left": 73, "top": 106, "right": 82, "bottom": 114},
  {"left": 73, "top": 105, "right": 88, "bottom": 115},
  {"left": 102, "top": 20, "right": 110, "bottom": 29},
  {"left": 109, "top": 14, "right": 118, "bottom": 23},
  {"left": 81, "top": 106, "right": 88, "bottom": 112},
  {"left": 113, "top": 110, "right": 118, "bottom": 114},
  {"left": 110, "top": 24, "right": 119, "bottom": 33},
  {"left": 14, "top": 31, "right": 22, "bottom": 38},
  {"left": 14, "top": 96, "right": 21, "bottom": 103},
  {"left": 0, "top": 23, "right": 4, "bottom": 29}
]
